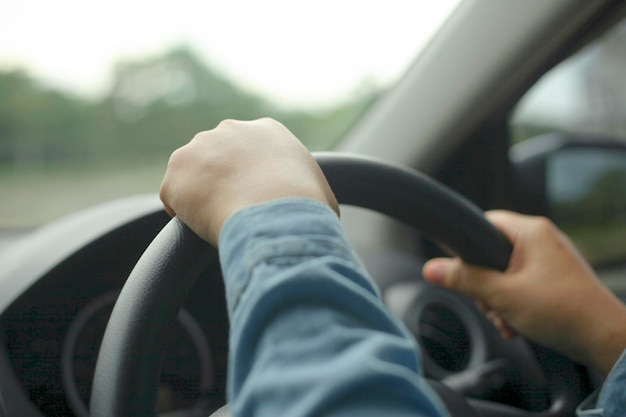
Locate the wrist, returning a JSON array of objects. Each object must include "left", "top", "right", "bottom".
[{"left": 585, "top": 295, "right": 626, "bottom": 376}]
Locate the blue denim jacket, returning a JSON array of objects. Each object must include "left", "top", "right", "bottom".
[
  {"left": 577, "top": 350, "right": 626, "bottom": 416},
  {"left": 218, "top": 199, "right": 626, "bottom": 417}
]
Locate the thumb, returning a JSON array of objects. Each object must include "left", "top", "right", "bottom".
[{"left": 422, "top": 257, "right": 504, "bottom": 300}]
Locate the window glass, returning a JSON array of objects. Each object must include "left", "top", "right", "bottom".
[
  {"left": 549, "top": 149, "right": 626, "bottom": 265},
  {"left": 511, "top": 18, "right": 626, "bottom": 285},
  {"left": 0, "top": 0, "right": 461, "bottom": 229},
  {"left": 512, "top": 20, "right": 626, "bottom": 144}
]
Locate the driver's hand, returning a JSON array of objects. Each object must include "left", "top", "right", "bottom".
[
  {"left": 422, "top": 210, "right": 626, "bottom": 376},
  {"left": 159, "top": 118, "right": 339, "bottom": 246}
]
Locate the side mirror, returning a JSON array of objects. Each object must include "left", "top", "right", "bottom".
[{"left": 512, "top": 133, "right": 626, "bottom": 267}]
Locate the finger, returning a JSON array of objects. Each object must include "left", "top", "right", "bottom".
[
  {"left": 493, "top": 315, "right": 517, "bottom": 340},
  {"left": 422, "top": 257, "right": 505, "bottom": 300},
  {"left": 163, "top": 204, "right": 176, "bottom": 218},
  {"left": 158, "top": 187, "right": 177, "bottom": 218},
  {"left": 485, "top": 210, "right": 556, "bottom": 249},
  {"left": 481, "top": 308, "right": 516, "bottom": 339},
  {"left": 484, "top": 210, "right": 527, "bottom": 244},
  {"left": 476, "top": 300, "right": 491, "bottom": 313}
]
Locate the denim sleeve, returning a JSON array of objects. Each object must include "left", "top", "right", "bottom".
[
  {"left": 218, "top": 198, "right": 449, "bottom": 417},
  {"left": 577, "top": 348, "right": 626, "bottom": 417}
]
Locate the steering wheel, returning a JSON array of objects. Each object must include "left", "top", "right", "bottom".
[{"left": 90, "top": 153, "right": 579, "bottom": 417}]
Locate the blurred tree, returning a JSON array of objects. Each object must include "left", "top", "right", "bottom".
[
  {"left": 0, "top": 70, "right": 90, "bottom": 170},
  {"left": 92, "top": 46, "right": 275, "bottom": 161},
  {"left": 0, "top": 46, "right": 379, "bottom": 172}
]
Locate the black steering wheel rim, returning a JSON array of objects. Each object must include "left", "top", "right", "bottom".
[{"left": 91, "top": 152, "right": 519, "bottom": 417}]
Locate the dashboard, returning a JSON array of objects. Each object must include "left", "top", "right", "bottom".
[
  {"left": 0, "top": 197, "right": 229, "bottom": 417},
  {"left": 0, "top": 193, "right": 597, "bottom": 416}
]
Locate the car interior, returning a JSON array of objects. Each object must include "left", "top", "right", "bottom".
[{"left": 2, "top": 0, "right": 626, "bottom": 416}]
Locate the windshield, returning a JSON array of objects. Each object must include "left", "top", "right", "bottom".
[{"left": 0, "top": 0, "right": 460, "bottom": 228}]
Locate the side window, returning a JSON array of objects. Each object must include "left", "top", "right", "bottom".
[
  {"left": 510, "top": 20, "right": 626, "bottom": 282},
  {"left": 512, "top": 20, "right": 626, "bottom": 144}
]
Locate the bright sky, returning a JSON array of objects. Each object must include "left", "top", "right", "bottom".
[{"left": 0, "top": 0, "right": 460, "bottom": 108}]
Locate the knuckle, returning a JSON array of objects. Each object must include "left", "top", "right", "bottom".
[
  {"left": 258, "top": 117, "right": 277, "bottom": 125},
  {"left": 167, "top": 146, "right": 187, "bottom": 168},
  {"left": 530, "top": 216, "right": 556, "bottom": 235},
  {"left": 446, "top": 261, "right": 462, "bottom": 289},
  {"left": 158, "top": 183, "right": 169, "bottom": 202},
  {"left": 191, "top": 130, "right": 210, "bottom": 141},
  {"left": 167, "top": 143, "right": 200, "bottom": 172},
  {"left": 217, "top": 119, "right": 238, "bottom": 129}
]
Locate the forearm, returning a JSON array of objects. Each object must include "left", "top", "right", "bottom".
[
  {"left": 582, "top": 293, "right": 626, "bottom": 376},
  {"left": 219, "top": 199, "right": 448, "bottom": 417}
]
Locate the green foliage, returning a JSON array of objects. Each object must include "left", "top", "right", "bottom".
[
  {"left": 0, "top": 46, "right": 379, "bottom": 172},
  {"left": 0, "top": 71, "right": 92, "bottom": 169}
]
